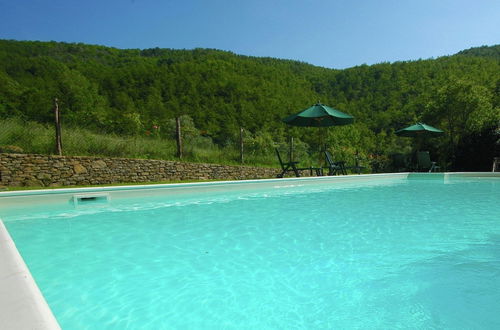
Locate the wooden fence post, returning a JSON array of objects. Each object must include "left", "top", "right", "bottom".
[
  {"left": 176, "top": 117, "right": 182, "bottom": 159},
  {"left": 54, "top": 98, "right": 62, "bottom": 156},
  {"left": 240, "top": 127, "right": 244, "bottom": 164}
]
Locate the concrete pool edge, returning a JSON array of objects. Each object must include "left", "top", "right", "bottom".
[
  {"left": 0, "top": 171, "right": 498, "bottom": 329},
  {"left": 0, "top": 173, "right": 412, "bottom": 216},
  {"left": 0, "top": 171, "right": 497, "bottom": 198},
  {"left": 0, "top": 172, "right": 409, "bottom": 197},
  {"left": 0, "top": 221, "right": 61, "bottom": 329}
]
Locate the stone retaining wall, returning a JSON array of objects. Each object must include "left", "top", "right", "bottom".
[{"left": 0, "top": 153, "right": 281, "bottom": 187}]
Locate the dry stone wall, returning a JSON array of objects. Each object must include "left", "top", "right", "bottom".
[{"left": 0, "top": 153, "right": 281, "bottom": 187}]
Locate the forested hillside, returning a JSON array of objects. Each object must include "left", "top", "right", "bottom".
[
  {"left": 0, "top": 39, "right": 498, "bottom": 171},
  {"left": 456, "top": 45, "right": 500, "bottom": 59}
]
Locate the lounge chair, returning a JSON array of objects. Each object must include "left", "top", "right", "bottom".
[
  {"left": 275, "top": 148, "right": 322, "bottom": 178},
  {"left": 324, "top": 151, "right": 347, "bottom": 175},
  {"left": 417, "top": 151, "right": 440, "bottom": 172}
]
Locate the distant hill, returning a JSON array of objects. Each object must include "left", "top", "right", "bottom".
[
  {"left": 0, "top": 39, "right": 499, "bottom": 170},
  {"left": 456, "top": 44, "right": 500, "bottom": 59}
]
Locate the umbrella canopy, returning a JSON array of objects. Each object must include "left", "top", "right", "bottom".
[
  {"left": 282, "top": 103, "right": 354, "bottom": 127},
  {"left": 282, "top": 103, "right": 354, "bottom": 164},
  {"left": 395, "top": 122, "right": 444, "bottom": 137}
]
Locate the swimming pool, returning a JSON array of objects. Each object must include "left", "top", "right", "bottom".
[{"left": 1, "top": 173, "right": 500, "bottom": 329}]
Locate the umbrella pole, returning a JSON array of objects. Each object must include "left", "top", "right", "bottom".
[{"left": 318, "top": 127, "right": 324, "bottom": 166}]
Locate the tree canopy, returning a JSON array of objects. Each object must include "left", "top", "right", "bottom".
[{"left": 0, "top": 39, "right": 499, "bottom": 170}]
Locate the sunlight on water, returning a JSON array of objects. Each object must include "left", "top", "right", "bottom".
[{"left": 4, "top": 179, "right": 500, "bottom": 329}]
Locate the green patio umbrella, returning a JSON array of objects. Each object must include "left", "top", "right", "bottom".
[
  {"left": 396, "top": 122, "right": 444, "bottom": 170},
  {"left": 283, "top": 102, "right": 354, "bottom": 127},
  {"left": 282, "top": 102, "right": 354, "bottom": 162},
  {"left": 395, "top": 122, "right": 444, "bottom": 137}
]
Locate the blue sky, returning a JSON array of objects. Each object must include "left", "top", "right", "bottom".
[{"left": 1, "top": 0, "right": 499, "bottom": 69}]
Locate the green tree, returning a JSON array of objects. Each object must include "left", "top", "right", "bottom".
[{"left": 425, "top": 79, "right": 499, "bottom": 168}]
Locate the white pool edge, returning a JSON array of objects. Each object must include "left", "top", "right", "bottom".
[
  {"left": 0, "top": 172, "right": 408, "bottom": 197},
  {"left": 0, "top": 221, "right": 61, "bottom": 329},
  {"left": 0, "top": 171, "right": 498, "bottom": 328}
]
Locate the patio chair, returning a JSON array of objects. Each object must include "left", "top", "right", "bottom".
[
  {"left": 275, "top": 148, "right": 322, "bottom": 178},
  {"left": 390, "top": 153, "right": 409, "bottom": 172},
  {"left": 345, "top": 153, "right": 366, "bottom": 174},
  {"left": 324, "top": 151, "right": 347, "bottom": 175},
  {"left": 417, "top": 151, "right": 440, "bottom": 172},
  {"left": 493, "top": 157, "right": 500, "bottom": 172}
]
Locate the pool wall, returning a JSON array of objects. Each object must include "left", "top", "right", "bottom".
[
  {"left": 0, "top": 173, "right": 410, "bottom": 217},
  {"left": 0, "top": 172, "right": 498, "bottom": 328}
]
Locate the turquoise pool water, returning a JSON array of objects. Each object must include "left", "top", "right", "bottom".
[{"left": 3, "top": 177, "right": 500, "bottom": 329}]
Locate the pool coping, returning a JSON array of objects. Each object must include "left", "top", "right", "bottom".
[
  {"left": 1, "top": 172, "right": 498, "bottom": 198},
  {"left": 0, "top": 220, "right": 61, "bottom": 330},
  {"left": 0, "top": 172, "right": 408, "bottom": 197},
  {"left": 0, "top": 171, "right": 498, "bottom": 328}
]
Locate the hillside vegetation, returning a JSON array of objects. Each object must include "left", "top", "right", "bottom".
[{"left": 0, "top": 40, "right": 499, "bottom": 171}]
